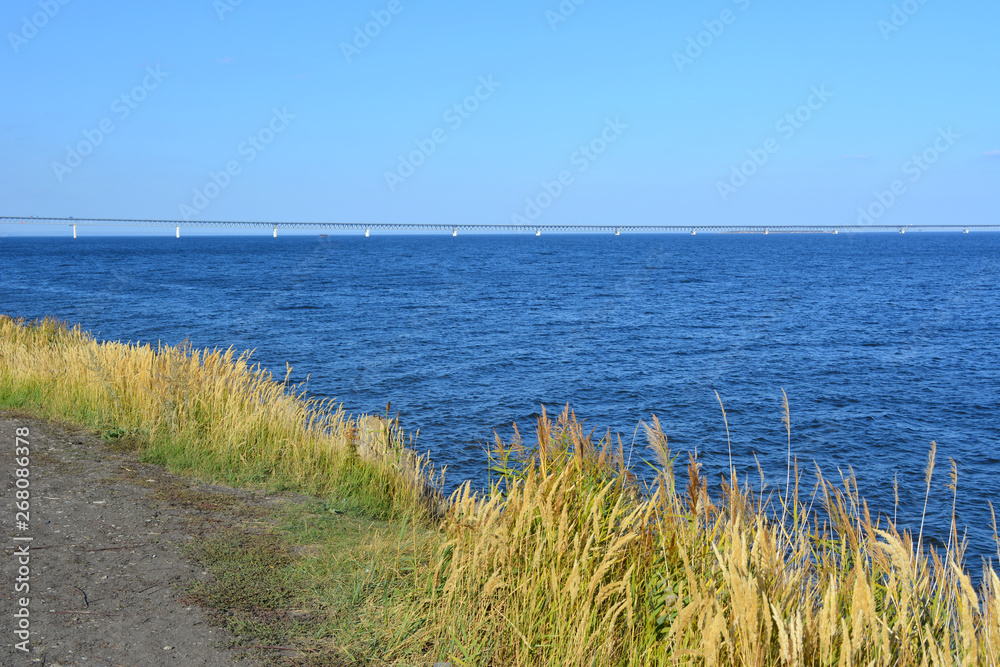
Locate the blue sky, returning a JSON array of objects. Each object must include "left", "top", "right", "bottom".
[{"left": 1, "top": 0, "right": 998, "bottom": 235}]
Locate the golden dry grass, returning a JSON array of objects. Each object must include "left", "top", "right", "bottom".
[
  {"left": 3, "top": 317, "right": 998, "bottom": 665},
  {"left": 395, "top": 406, "right": 1000, "bottom": 666},
  {"left": 0, "top": 316, "right": 442, "bottom": 518}
]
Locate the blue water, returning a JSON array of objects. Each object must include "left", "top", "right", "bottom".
[{"left": 3, "top": 233, "right": 999, "bottom": 567}]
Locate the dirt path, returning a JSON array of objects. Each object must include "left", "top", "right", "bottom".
[{"left": 0, "top": 414, "right": 279, "bottom": 667}]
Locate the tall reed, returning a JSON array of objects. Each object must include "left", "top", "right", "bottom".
[{"left": 396, "top": 406, "right": 1000, "bottom": 666}]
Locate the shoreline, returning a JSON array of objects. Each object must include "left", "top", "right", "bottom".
[{"left": 3, "top": 317, "right": 999, "bottom": 665}]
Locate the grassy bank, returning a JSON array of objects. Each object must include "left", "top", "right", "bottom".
[
  {"left": 2, "top": 316, "right": 999, "bottom": 665},
  {"left": 0, "top": 316, "right": 442, "bottom": 520}
]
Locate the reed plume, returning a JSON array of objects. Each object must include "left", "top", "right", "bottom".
[{"left": 917, "top": 440, "right": 937, "bottom": 556}]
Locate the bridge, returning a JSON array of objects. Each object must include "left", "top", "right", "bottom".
[{"left": 3, "top": 216, "right": 998, "bottom": 237}]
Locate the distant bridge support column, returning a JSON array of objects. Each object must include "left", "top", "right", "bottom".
[
  {"left": 72, "top": 224, "right": 77, "bottom": 239},
  {"left": 452, "top": 227, "right": 457, "bottom": 237},
  {"left": 536, "top": 229, "right": 541, "bottom": 236},
  {"left": 614, "top": 228, "right": 620, "bottom": 236},
  {"left": 176, "top": 226, "right": 180, "bottom": 238},
  {"left": 365, "top": 228, "right": 370, "bottom": 237},
  {"left": 273, "top": 227, "right": 277, "bottom": 238}
]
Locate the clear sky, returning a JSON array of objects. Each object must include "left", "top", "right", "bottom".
[{"left": 1, "top": 0, "right": 998, "bottom": 235}]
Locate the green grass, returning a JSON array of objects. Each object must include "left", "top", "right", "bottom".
[{"left": 179, "top": 498, "right": 438, "bottom": 665}]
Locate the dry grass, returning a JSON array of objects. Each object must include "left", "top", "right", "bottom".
[
  {"left": 4, "top": 316, "right": 999, "bottom": 665},
  {"left": 395, "top": 406, "right": 1000, "bottom": 666},
  {"left": 0, "top": 316, "right": 442, "bottom": 519}
]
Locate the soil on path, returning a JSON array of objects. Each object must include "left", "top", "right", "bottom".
[{"left": 0, "top": 413, "right": 284, "bottom": 667}]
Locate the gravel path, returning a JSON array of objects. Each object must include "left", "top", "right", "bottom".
[{"left": 1, "top": 414, "right": 269, "bottom": 667}]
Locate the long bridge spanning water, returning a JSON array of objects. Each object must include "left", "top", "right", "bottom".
[{"left": 3, "top": 216, "right": 998, "bottom": 237}]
